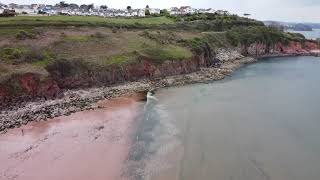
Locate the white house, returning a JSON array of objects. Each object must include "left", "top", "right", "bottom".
[
  {"left": 14, "top": 5, "right": 38, "bottom": 15},
  {"left": 137, "top": 9, "right": 145, "bottom": 17},
  {"left": 180, "top": 6, "right": 192, "bottom": 14},
  {"left": 169, "top": 7, "right": 180, "bottom": 15},
  {"left": 198, "top": 8, "right": 216, "bottom": 14},
  {"left": 114, "top": 10, "right": 126, "bottom": 17},
  {"left": 216, "top": 10, "right": 230, "bottom": 15},
  {"left": 149, "top": 8, "right": 160, "bottom": 15}
]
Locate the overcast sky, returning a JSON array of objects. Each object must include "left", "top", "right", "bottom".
[{"left": 1, "top": 0, "right": 319, "bottom": 23}]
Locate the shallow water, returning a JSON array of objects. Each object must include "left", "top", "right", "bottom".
[{"left": 145, "top": 56, "right": 320, "bottom": 180}]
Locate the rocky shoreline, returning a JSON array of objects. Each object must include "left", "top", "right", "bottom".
[{"left": 0, "top": 52, "right": 319, "bottom": 134}]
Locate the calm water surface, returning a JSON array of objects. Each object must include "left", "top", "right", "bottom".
[
  {"left": 144, "top": 56, "right": 320, "bottom": 180},
  {"left": 287, "top": 29, "right": 320, "bottom": 40}
]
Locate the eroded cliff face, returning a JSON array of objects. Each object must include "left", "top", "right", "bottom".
[
  {"left": 0, "top": 53, "right": 215, "bottom": 107},
  {"left": 0, "top": 73, "right": 60, "bottom": 108},
  {"left": 0, "top": 40, "right": 319, "bottom": 107},
  {"left": 52, "top": 54, "right": 214, "bottom": 89},
  {"left": 244, "top": 40, "right": 320, "bottom": 56}
]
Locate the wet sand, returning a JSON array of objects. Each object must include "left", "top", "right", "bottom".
[{"left": 0, "top": 95, "right": 143, "bottom": 180}]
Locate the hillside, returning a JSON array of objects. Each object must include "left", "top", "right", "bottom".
[{"left": 0, "top": 14, "right": 319, "bottom": 110}]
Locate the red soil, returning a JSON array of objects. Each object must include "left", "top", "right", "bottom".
[{"left": 0, "top": 95, "right": 142, "bottom": 180}]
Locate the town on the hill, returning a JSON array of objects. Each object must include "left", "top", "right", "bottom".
[{"left": 0, "top": 1, "right": 230, "bottom": 17}]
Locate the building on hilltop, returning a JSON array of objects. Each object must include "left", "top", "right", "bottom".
[
  {"left": 14, "top": 5, "right": 38, "bottom": 15},
  {"left": 8, "top": 3, "right": 18, "bottom": 9},
  {"left": 216, "top": 10, "right": 230, "bottom": 15},
  {"left": 198, "top": 8, "right": 216, "bottom": 14},
  {"left": 169, "top": 6, "right": 196, "bottom": 15},
  {"left": 148, "top": 8, "right": 160, "bottom": 15}
]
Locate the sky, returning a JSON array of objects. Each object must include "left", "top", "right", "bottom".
[{"left": 1, "top": 0, "right": 320, "bottom": 23}]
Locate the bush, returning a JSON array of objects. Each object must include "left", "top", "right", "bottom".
[
  {"left": 143, "top": 45, "right": 192, "bottom": 63},
  {"left": 90, "top": 32, "right": 108, "bottom": 39},
  {"left": 0, "top": 46, "right": 55, "bottom": 64},
  {"left": 112, "top": 27, "right": 118, "bottom": 33},
  {"left": 46, "top": 59, "right": 91, "bottom": 79},
  {"left": 1, "top": 47, "right": 25, "bottom": 60},
  {"left": 24, "top": 46, "right": 45, "bottom": 61},
  {"left": 15, "top": 30, "right": 36, "bottom": 40},
  {"left": 181, "top": 33, "right": 228, "bottom": 54},
  {"left": 139, "top": 30, "right": 181, "bottom": 44},
  {"left": 46, "top": 59, "right": 74, "bottom": 78},
  {"left": 226, "top": 26, "right": 289, "bottom": 47}
]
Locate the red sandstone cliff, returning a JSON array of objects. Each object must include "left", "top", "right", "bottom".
[
  {"left": 245, "top": 40, "right": 320, "bottom": 56},
  {"left": 0, "top": 40, "right": 319, "bottom": 107}
]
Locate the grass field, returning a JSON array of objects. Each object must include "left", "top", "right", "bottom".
[{"left": 0, "top": 16, "right": 175, "bottom": 27}]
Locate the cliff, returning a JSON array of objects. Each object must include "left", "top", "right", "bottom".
[
  {"left": 244, "top": 40, "right": 320, "bottom": 57},
  {"left": 0, "top": 40, "right": 319, "bottom": 109}
]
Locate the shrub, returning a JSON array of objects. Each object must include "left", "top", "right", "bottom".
[
  {"left": 1, "top": 47, "right": 25, "bottom": 61},
  {"left": 15, "top": 30, "right": 36, "bottom": 40},
  {"left": 90, "top": 32, "right": 108, "bottom": 39},
  {"left": 46, "top": 59, "right": 73, "bottom": 78},
  {"left": 106, "top": 53, "right": 136, "bottom": 65},
  {"left": 139, "top": 30, "right": 181, "bottom": 44},
  {"left": 226, "top": 26, "right": 290, "bottom": 47},
  {"left": 0, "top": 46, "right": 55, "bottom": 64},
  {"left": 46, "top": 59, "right": 91, "bottom": 79},
  {"left": 143, "top": 45, "right": 192, "bottom": 63},
  {"left": 112, "top": 27, "right": 118, "bottom": 33}
]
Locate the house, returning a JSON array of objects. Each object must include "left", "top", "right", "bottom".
[
  {"left": 30, "top": 4, "right": 38, "bottom": 9},
  {"left": 137, "top": 9, "right": 145, "bottom": 17},
  {"left": 198, "top": 8, "right": 216, "bottom": 14},
  {"left": 149, "top": 8, "right": 160, "bottom": 15},
  {"left": 114, "top": 10, "right": 126, "bottom": 17},
  {"left": 14, "top": 5, "right": 38, "bottom": 15},
  {"left": 169, "top": 7, "right": 180, "bottom": 15},
  {"left": 180, "top": 6, "right": 192, "bottom": 14},
  {"left": 39, "top": 5, "right": 58, "bottom": 15},
  {"left": 169, "top": 6, "right": 196, "bottom": 15},
  {"left": 8, "top": 3, "right": 18, "bottom": 9},
  {"left": 216, "top": 10, "right": 230, "bottom": 15}
]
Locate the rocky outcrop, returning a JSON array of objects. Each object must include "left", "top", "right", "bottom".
[
  {"left": 216, "top": 48, "right": 244, "bottom": 61},
  {"left": 244, "top": 40, "right": 320, "bottom": 57}
]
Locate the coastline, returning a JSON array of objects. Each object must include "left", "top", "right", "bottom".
[
  {"left": 0, "top": 95, "right": 141, "bottom": 180},
  {"left": 1, "top": 52, "right": 319, "bottom": 134}
]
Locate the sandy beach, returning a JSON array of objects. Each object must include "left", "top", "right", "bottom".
[{"left": 0, "top": 94, "right": 144, "bottom": 180}]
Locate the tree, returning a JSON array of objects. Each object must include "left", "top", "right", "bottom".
[
  {"left": 145, "top": 9, "right": 150, "bottom": 16},
  {"left": 88, "top": 4, "right": 94, "bottom": 11},
  {"left": 80, "top": 4, "right": 88, "bottom": 10},
  {"left": 127, "top": 6, "right": 132, "bottom": 11},
  {"left": 160, "top": 9, "right": 169, "bottom": 16},
  {"left": 100, "top": 5, "right": 108, "bottom": 10},
  {"left": 59, "top": 1, "right": 66, "bottom": 7}
]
